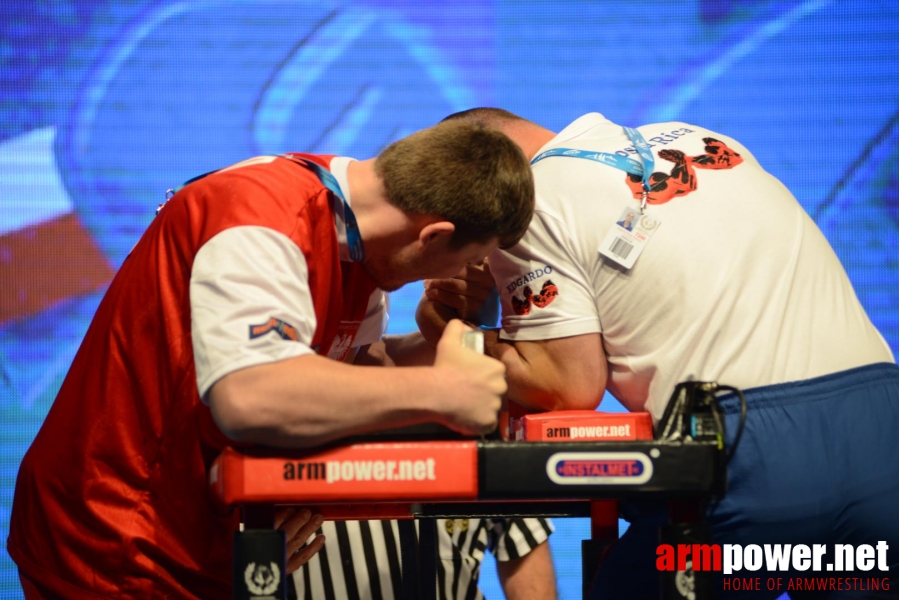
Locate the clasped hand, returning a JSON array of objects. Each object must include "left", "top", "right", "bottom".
[{"left": 418, "top": 259, "right": 499, "bottom": 345}]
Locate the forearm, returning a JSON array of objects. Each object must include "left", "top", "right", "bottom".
[
  {"left": 356, "top": 332, "right": 436, "bottom": 367},
  {"left": 209, "top": 354, "right": 447, "bottom": 447},
  {"left": 497, "top": 541, "right": 557, "bottom": 600},
  {"left": 417, "top": 286, "right": 606, "bottom": 411},
  {"left": 485, "top": 329, "right": 556, "bottom": 411},
  {"left": 485, "top": 329, "right": 605, "bottom": 412}
]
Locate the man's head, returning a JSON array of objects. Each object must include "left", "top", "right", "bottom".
[
  {"left": 375, "top": 119, "right": 534, "bottom": 250},
  {"left": 442, "top": 107, "right": 557, "bottom": 166},
  {"left": 364, "top": 120, "right": 535, "bottom": 290}
]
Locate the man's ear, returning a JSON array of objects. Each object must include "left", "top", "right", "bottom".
[{"left": 417, "top": 220, "right": 456, "bottom": 250}]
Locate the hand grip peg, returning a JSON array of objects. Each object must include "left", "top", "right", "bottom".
[{"left": 461, "top": 329, "right": 485, "bottom": 355}]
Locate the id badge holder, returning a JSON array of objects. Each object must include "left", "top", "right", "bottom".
[{"left": 599, "top": 204, "right": 661, "bottom": 269}]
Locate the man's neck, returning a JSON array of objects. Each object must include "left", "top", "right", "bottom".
[
  {"left": 346, "top": 159, "right": 378, "bottom": 216},
  {"left": 500, "top": 121, "right": 557, "bottom": 160},
  {"left": 346, "top": 158, "right": 416, "bottom": 248}
]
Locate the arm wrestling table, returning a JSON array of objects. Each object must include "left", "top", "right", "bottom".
[{"left": 210, "top": 402, "right": 729, "bottom": 600}]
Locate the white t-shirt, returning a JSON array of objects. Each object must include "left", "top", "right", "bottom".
[
  {"left": 190, "top": 156, "right": 387, "bottom": 399},
  {"left": 491, "top": 113, "right": 894, "bottom": 419}
]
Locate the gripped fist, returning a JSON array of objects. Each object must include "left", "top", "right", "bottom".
[
  {"left": 423, "top": 259, "right": 499, "bottom": 327},
  {"left": 415, "top": 289, "right": 459, "bottom": 347},
  {"left": 433, "top": 320, "right": 506, "bottom": 436}
]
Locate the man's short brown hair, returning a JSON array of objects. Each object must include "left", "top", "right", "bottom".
[{"left": 375, "top": 120, "right": 534, "bottom": 249}]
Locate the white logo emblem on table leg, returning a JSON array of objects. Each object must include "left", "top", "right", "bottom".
[
  {"left": 675, "top": 559, "right": 696, "bottom": 600},
  {"left": 245, "top": 561, "right": 280, "bottom": 596}
]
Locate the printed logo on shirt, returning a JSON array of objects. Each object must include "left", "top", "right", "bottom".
[
  {"left": 510, "top": 280, "right": 558, "bottom": 316},
  {"left": 505, "top": 265, "right": 553, "bottom": 294},
  {"left": 445, "top": 518, "right": 470, "bottom": 534},
  {"left": 621, "top": 137, "right": 744, "bottom": 206},
  {"left": 324, "top": 321, "right": 362, "bottom": 361},
  {"left": 614, "top": 127, "right": 695, "bottom": 154},
  {"left": 249, "top": 317, "right": 299, "bottom": 342}
]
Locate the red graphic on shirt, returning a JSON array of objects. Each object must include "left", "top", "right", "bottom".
[
  {"left": 625, "top": 137, "right": 743, "bottom": 205},
  {"left": 511, "top": 280, "right": 559, "bottom": 316}
]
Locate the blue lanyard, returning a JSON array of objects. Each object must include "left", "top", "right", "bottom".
[
  {"left": 530, "top": 126, "right": 655, "bottom": 210},
  {"left": 282, "top": 155, "right": 365, "bottom": 262}
]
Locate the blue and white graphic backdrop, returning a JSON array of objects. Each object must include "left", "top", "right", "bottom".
[{"left": 1, "top": 1, "right": 897, "bottom": 597}]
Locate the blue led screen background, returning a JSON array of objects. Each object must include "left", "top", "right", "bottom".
[{"left": 1, "top": 1, "right": 897, "bottom": 597}]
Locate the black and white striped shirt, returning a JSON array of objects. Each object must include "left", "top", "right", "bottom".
[{"left": 292, "top": 518, "right": 553, "bottom": 600}]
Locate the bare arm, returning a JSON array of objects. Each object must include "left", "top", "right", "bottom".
[
  {"left": 208, "top": 320, "right": 504, "bottom": 447},
  {"left": 484, "top": 328, "right": 606, "bottom": 412},
  {"left": 353, "top": 331, "right": 436, "bottom": 367},
  {"left": 497, "top": 541, "right": 557, "bottom": 600},
  {"left": 418, "top": 289, "right": 607, "bottom": 412}
]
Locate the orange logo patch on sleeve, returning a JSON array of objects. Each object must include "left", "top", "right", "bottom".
[{"left": 249, "top": 317, "right": 299, "bottom": 341}]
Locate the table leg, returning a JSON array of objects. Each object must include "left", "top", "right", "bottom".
[
  {"left": 398, "top": 520, "right": 419, "bottom": 600},
  {"left": 234, "top": 505, "right": 286, "bottom": 600},
  {"left": 581, "top": 500, "right": 620, "bottom": 600},
  {"left": 661, "top": 500, "right": 715, "bottom": 600}
]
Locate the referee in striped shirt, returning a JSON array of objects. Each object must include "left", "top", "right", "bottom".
[{"left": 292, "top": 517, "right": 555, "bottom": 599}]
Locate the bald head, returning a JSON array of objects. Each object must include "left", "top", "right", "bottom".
[
  {"left": 442, "top": 107, "right": 556, "bottom": 160},
  {"left": 442, "top": 107, "right": 528, "bottom": 128}
]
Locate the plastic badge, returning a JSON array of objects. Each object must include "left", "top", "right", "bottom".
[{"left": 599, "top": 206, "right": 662, "bottom": 269}]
